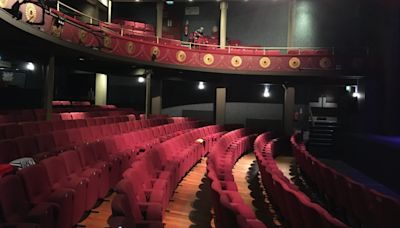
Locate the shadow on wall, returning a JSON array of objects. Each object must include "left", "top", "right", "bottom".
[
  {"left": 246, "top": 119, "right": 282, "bottom": 134},
  {"left": 182, "top": 110, "right": 214, "bottom": 125}
]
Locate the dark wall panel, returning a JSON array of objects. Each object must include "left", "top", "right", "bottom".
[
  {"left": 107, "top": 76, "right": 146, "bottom": 110},
  {"left": 113, "top": 2, "right": 156, "bottom": 26},
  {"left": 227, "top": 1, "right": 289, "bottom": 46}
]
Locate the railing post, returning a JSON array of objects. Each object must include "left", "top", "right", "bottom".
[
  {"left": 90, "top": 17, "right": 93, "bottom": 24},
  {"left": 56, "top": 1, "right": 60, "bottom": 11}
]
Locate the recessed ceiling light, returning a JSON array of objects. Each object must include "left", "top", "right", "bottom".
[
  {"left": 25, "top": 62, "right": 35, "bottom": 71},
  {"left": 263, "top": 85, "right": 270, "bottom": 98},
  {"left": 198, "top": 81, "right": 205, "bottom": 90}
]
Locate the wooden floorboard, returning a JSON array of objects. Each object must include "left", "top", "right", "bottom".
[
  {"left": 78, "top": 154, "right": 263, "bottom": 228},
  {"left": 78, "top": 194, "right": 114, "bottom": 228},
  {"left": 275, "top": 156, "right": 294, "bottom": 183},
  {"left": 232, "top": 153, "right": 258, "bottom": 211},
  {"left": 163, "top": 157, "right": 214, "bottom": 228}
]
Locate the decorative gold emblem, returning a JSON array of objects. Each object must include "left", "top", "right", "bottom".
[
  {"left": 319, "top": 57, "right": 332, "bottom": 69},
  {"left": 151, "top": 46, "right": 160, "bottom": 57},
  {"left": 126, "top": 42, "right": 135, "bottom": 54},
  {"left": 231, "top": 56, "right": 242, "bottom": 68},
  {"left": 25, "top": 3, "right": 37, "bottom": 23},
  {"left": 203, "top": 54, "right": 214, "bottom": 65},
  {"left": 259, "top": 57, "right": 271, "bottom": 69},
  {"left": 176, "top": 50, "right": 187, "bottom": 63},
  {"left": 78, "top": 30, "right": 87, "bottom": 43},
  {"left": 104, "top": 36, "right": 111, "bottom": 48},
  {"left": 289, "top": 57, "right": 301, "bottom": 69},
  {"left": 0, "top": 0, "right": 8, "bottom": 8}
]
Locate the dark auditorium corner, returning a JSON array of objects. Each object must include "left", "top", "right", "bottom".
[{"left": 1, "top": 0, "right": 400, "bottom": 227}]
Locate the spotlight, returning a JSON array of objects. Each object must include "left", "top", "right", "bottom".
[
  {"left": 263, "top": 85, "right": 270, "bottom": 98},
  {"left": 166, "top": 0, "right": 174, "bottom": 5},
  {"left": 138, "top": 77, "right": 145, "bottom": 83},
  {"left": 352, "top": 85, "right": 360, "bottom": 98},
  {"left": 25, "top": 62, "right": 35, "bottom": 71},
  {"left": 352, "top": 92, "right": 360, "bottom": 98},
  {"left": 198, "top": 81, "right": 205, "bottom": 90}
]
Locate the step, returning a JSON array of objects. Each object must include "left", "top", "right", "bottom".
[
  {"left": 310, "top": 127, "right": 336, "bottom": 133},
  {"left": 309, "top": 132, "right": 334, "bottom": 138},
  {"left": 309, "top": 138, "right": 334, "bottom": 142},
  {"left": 307, "top": 142, "right": 334, "bottom": 147},
  {"left": 313, "top": 121, "right": 338, "bottom": 126}
]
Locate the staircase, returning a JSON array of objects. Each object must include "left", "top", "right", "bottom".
[
  {"left": 306, "top": 97, "right": 338, "bottom": 158},
  {"left": 307, "top": 118, "right": 337, "bottom": 157}
]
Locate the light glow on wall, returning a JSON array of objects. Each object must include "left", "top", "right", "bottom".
[
  {"left": 294, "top": 1, "right": 315, "bottom": 46},
  {"left": 98, "top": 0, "right": 108, "bottom": 7}
]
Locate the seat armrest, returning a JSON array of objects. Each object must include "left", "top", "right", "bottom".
[
  {"left": 27, "top": 202, "right": 59, "bottom": 222},
  {"left": 139, "top": 203, "right": 162, "bottom": 221}
]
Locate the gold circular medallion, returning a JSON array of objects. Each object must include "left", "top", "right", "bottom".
[
  {"left": 0, "top": 0, "right": 8, "bottom": 8},
  {"left": 79, "top": 30, "right": 87, "bottom": 43},
  {"left": 259, "top": 57, "right": 271, "bottom": 69},
  {"left": 126, "top": 42, "right": 135, "bottom": 54},
  {"left": 25, "top": 3, "right": 37, "bottom": 23},
  {"left": 176, "top": 50, "right": 187, "bottom": 63},
  {"left": 104, "top": 36, "right": 112, "bottom": 48},
  {"left": 151, "top": 46, "right": 160, "bottom": 58},
  {"left": 231, "top": 56, "right": 242, "bottom": 68},
  {"left": 203, "top": 54, "right": 214, "bottom": 65},
  {"left": 289, "top": 57, "right": 301, "bottom": 69},
  {"left": 319, "top": 57, "right": 332, "bottom": 69}
]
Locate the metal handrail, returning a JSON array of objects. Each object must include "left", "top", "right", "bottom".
[{"left": 55, "top": 0, "right": 335, "bottom": 54}]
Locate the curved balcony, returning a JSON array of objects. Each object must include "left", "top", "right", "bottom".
[{"left": 0, "top": 1, "right": 339, "bottom": 75}]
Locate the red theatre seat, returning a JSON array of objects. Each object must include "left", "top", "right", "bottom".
[
  {"left": 0, "top": 175, "right": 58, "bottom": 228},
  {"left": 18, "top": 165, "right": 75, "bottom": 228},
  {"left": 59, "top": 150, "right": 99, "bottom": 210},
  {"left": 41, "top": 156, "right": 87, "bottom": 224}
]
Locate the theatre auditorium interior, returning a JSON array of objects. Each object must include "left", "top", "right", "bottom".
[{"left": 1, "top": 0, "right": 400, "bottom": 227}]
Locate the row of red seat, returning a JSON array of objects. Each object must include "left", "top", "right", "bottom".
[
  {"left": 254, "top": 133, "right": 347, "bottom": 228},
  {"left": 0, "top": 120, "right": 198, "bottom": 228},
  {"left": 99, "top": 21, "right": 155, "bottom": 38},
  {"left": 207, "top": 129, "right": 265, "bottom": 228},
  {"left": 109, "top": 125, "right": 224, "bottom": 228},
  {"left": 0, "top": 108, "right": 134, "bottom": 125},
  {"left": 0, "top": 117, "right": 170, "bottom": 164},
  {"left": 291, "top": 134, "right": 400, "bottom": 227},
  {"left": 52, "top": 101, "right": 91, "bottom": 106},
  {"left": 0, "top": 114, "right": 136, "bottom": 141},
  {"left": 111, "top": 19, "right": 155, "bottom": 32}
]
